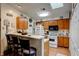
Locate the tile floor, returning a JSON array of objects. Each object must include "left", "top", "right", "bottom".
[{"left": 49, "top": 47, "right": 70, "bottom": 56}]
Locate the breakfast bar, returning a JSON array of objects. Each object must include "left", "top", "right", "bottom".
[{"left": 6, "top": 33, "right": 45, "bottom": 56}]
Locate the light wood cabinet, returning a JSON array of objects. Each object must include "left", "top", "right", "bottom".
[
  {"left": 16, "top": 16, "right": 20, "bottom": 29},
  {"left": 42, "top": 20, "right": 58, "bottom": 30},
  {"left": 58, "top": 18, "right": 69, "bottom": 30},
  {"left": 63, "top": 37, "right": 69, "bottom": 47},
  {"left": 16, "top": 16, "right": 28, "bottom": 29},
  {"left": 57, "top": 19, "right": 64, "bottom": 30},
  {"left": 58, "top": 37, "right": 69, "bottom": 48},
  {"left": 42, "top": 21, "right": 49, "bottom": 30},
  {"left": 44, "top": 41, "right": 49, "bottom": 56},
  {"left": 42, "top": 18, "right": 69, "bottom": 30},
  {"left": 20, "top": 20, "right": 28, "bottom": 29},
  {"left": 58, "top": 37, "right": 64, "bottom": 47},
  {"left": 63, "top": 19, "right": 69, "bottom": 29},
  {"left": 48, "top": 20, "right": 57, "bottom": 26}
]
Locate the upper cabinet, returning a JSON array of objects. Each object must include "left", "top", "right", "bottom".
[
  {"left": 42, "top": 20, "right": 58, "bottom": 30},
  {"left": 58, "top": 18, "right": 69, "bottom": 30},
  {"left": 42, "top": 18, "right": 69, "bottom": 30},
  {"left": 16, "top": 16, "right": 20, "bottom": 29},
  {"left": 48, "top": 20, "right": 57, "bottom": 26},
  {"left": 42, "top": 21, "right": 49, "bottom": 30},
  {"left": 16, "top": 16, "right": 28, "bottom": 30},
  {"left": 57, "top": 19, "right": 64, "bottom": 30},
  {"left": 63, "top": 18, "right": 69, "bottom": 29}
]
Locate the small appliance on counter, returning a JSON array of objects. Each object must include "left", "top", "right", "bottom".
[
  {"left": 21, "top": 30, "right": 27, "bottom": 35},
  {"left": 17, "top": 29, "right": 27, "bottom": 35}
]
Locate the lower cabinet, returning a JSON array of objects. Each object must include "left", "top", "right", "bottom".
[
  {"left": 64, "top": 37, "right": 69, "bottom": 47},
  {"left": 58, "top": 37, "right": 69, "bottom": 48},
  {"left": 44, "top": 41, "right": 49, "bottom": 56},
  {"left": 58, "top": 37, "right": 64, "bottom": 47}
]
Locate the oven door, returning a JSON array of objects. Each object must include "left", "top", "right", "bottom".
[
  {"left": 49, "top": 39, "right": 57, "bottom": 44},
  {"left": 49, "top": 38, "right": 58, "bottom": 48}
]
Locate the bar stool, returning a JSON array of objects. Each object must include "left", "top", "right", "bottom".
[
  {"left": 11, "top": 35, "right": 21, "bottom": 56},
  {"left": 19, "top": 37, "right": 37, "bottom": 56},
  {"left": 5, "top": 34, "right": 14, "bottom": 55}
]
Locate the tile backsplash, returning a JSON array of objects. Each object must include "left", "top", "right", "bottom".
[{"left": 58, "top": 30, "right": 69, "bottom": 37}]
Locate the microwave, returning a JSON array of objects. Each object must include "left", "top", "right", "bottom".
[{"left": 49, "top": 25, "right": 58, "bottom": 31}]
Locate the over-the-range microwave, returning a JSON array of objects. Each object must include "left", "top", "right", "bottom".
[{"left": 49, "top": 25, "right": 59, "bottom": 31}]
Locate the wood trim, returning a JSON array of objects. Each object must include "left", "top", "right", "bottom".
[
  {"left": 44, "top": 41, "right": 49, "bottom": 56},
  {"left": 0, "top": 18, "right": 1, "bottom": 55}
]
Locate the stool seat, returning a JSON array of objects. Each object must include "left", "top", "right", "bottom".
[
  {"left": 19, "top": 38, "right": 37, "bottom": 56},
  {"left": 23, "top": 48, "right": 36, "bottom": 54}
]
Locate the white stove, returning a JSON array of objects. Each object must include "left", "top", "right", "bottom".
[{"left": 49, "top": 31, "right": 58, "bottom": 48}]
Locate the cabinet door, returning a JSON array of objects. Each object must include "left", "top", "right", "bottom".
[
  {"left": 44, "top": 41, "right": 49, "bottom": 56},
  {"left": 22, "top": 20, "right": 28, "bottom": 29},
  {"left": 63, "top": 37, "right": 69, "bottom": 48},
  {"left": 63, "top": 19, "right": 69, "bottom": 29},
  {"left": 58, "top": 37, "right": 64, "bottom": 47},
  {"left": 48, "top": 20, "right": 57, "bottom": 26},
  {"left": 48, "top": 21, "right": 53, "bottom": 26},
  {"left": 58, "top": 19, "right": 64, "bottom": 30},
  {"left": 16, "top": 16, "right": 20, "bottom": 29},
  {"left": 25, "top": 21, "right": 28, "bottom": 29},
  {"left": 16, "top": 16, "right": 28, "bottom": 29},
  {"left": 51, "top": 20, "right": 57, "bottom": 25},
  {"left": 43, "top": 21, "right": 49, "bottom": 30}
]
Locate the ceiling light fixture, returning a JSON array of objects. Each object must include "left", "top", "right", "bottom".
[
  {"left": 39, "top": 12, "right": 49, "bottom": 17},
  {"left": 50, "top": 3, "right": 64, "bottom": 9},
  {"left": 38, "top": 8, "right": 50, "bottom": 17}
]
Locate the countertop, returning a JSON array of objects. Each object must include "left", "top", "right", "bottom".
[
  {"left": 7, "top": 33, "right": 45, "bottom": 40},
  {"left": 7, "top": 32, "right": 49, "bottom": 43},
  {"left": 44, "top": 37, "right": 49, "bottom": 42},
  {"left": 6, "top": 32, "right": 48, "bottom": 56}
]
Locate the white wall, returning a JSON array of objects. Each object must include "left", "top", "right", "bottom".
[
  {"left": 1, "top": 4, "right": 28, "bottom": 55},
  {"left": 69, "top": 4, "right": 79, "bottom": 56},
  {"left": 27, "top": 18, "right": 34, "bottom": 35}
]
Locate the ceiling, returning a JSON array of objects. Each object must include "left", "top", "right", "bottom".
[{"left": 8, "top": 3, "right": 72, "bottom": 20}]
